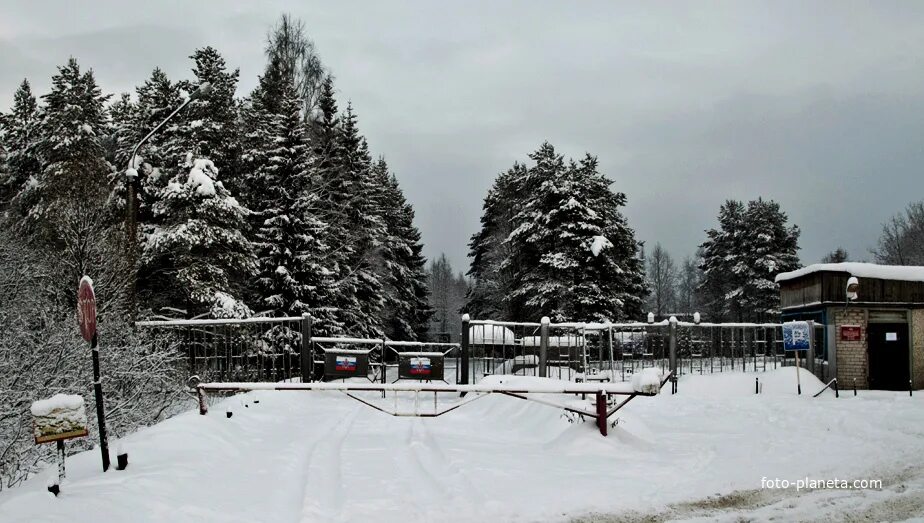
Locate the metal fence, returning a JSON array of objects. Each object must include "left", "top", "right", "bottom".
[
  {"left": 461, "top": 317, "right": 829, "bottom": 384},
  {"left": 137, "top": 315, "right": 828, "bottom": 386},
  {"left": 137, "top": 316, "right": 308, "bottom": 383},
  {"left": 136, "top": 315, "right": 461, "bottom": 385}
]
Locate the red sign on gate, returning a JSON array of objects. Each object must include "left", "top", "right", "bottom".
[
  {"left": 840, "top": 325, "right": 862, "bottom": 342},
  {"left": 77, "top": 276, "right": 97, "bottom": 343}
]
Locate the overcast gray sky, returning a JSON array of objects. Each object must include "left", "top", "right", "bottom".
[{"left": 3, "top": 1, "right": 923, "bottom": 273}]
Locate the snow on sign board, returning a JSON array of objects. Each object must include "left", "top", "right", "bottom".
[
  {"left": 782, "top": 321, "right": 812, "bottom": 351},
  {"left": 335, "top": 356, "right": 357, "bottom": 372},
  {"left": 77, "top": 276, "right": 96, "bottom": 343},
  {"left": 409, "top": 357, "right": 431, "bottom": 375},
  {"left": 31, "top": 394, "right": 88, "bottom": 444}
]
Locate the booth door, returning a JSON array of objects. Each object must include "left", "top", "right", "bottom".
[{"left": 867, "top": 323, "right": 910, "bottom": 390}]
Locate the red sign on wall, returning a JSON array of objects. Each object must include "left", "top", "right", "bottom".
[{"left": 840, "top": 325, "right": 862, "bottom": 342}]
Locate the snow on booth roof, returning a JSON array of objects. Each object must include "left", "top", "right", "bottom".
[
  {"left": 775, "top": 262, "right": 924, "bottom": 284},
  {"left": 469, "top": 324, "right": 516, "bottom": 345}
]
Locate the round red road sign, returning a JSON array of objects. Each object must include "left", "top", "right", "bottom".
[{"left": 77, "top": 276, "right": 97, "bottom": 343}]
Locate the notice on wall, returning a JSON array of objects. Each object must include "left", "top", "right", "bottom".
[{"left": 886, "top": 332, "right": 898, "bottom": 341}]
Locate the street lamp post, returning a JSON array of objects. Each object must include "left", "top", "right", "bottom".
[{"left": 124, "top": 82, "right": 212, "bottom": 314}]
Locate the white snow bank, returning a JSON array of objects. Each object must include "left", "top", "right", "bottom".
[
  {"left": 469, "top": 324, "right": 516, "bottom": 345},
  {"left": 775, "top": 262, "right": 924, "bottom": 283},
  {"left": 630, "top": 368, "right": 663, "bottom": 394}
]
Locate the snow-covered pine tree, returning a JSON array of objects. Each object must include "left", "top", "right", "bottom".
[
  {"left": 572, "top": 154, "right": 647, "bottom": 321},
  {"left": 340, "top": 108, "right": 389, "bottom": 337},
  {"left": 466, "top": 162, "right": 528, "bottom": 319},
  {"left": 143, "top": 155, "right": 255, "bottom": 318},
  {"left": 371, "top": 158, "right": 431, "bottom": 341},
  {"left": 698, "top": 200, "right": 747, "bottom": 321},
  {"left": 0, "top": 80, "right": 40, "bottom": 214},
  {"left": 306, "top": 76, "right": 351, "bottom": 335},
  {"left": 698, "top": 198, "right": 799, "bottom": 322},
  {"left": 503, "top": 143, "right": 567, "bottom": 319},
  {"left": 25, "top": 59, "right": 111, "bottom": 240},
  {"left": 468, "top": 143, "right": 646, "bottom": 322},
  {"left": 250, "top": 71, "right": 332, "bottom": 321},
  {"left": 174, "top": 47, "right": 244, "bottom": 196},
  {"left": 739, "top": 198, "right": 800, "bottom": 321},
  {"left": 507, "top": 147, "right": 646, "bottom": 321},
  {"left": 122, "top": 68, "right": 186, "bottom": 202}
]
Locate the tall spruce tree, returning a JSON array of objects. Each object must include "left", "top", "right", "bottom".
[
  {"left": 249, "top": 71, "right": 332, "bottom": 323},
  {"left": 0, "top": 80, "right": 41, "bottom": 213},
  {"left": 698, "top": 198, "right": 799, "bottom": 321},
  {"left": 26, "top": 59, "right": 111, "bottom": 238},
  {"left": 466, "top": 162, "right": 528, "bottom": 319},
  {"left": 468, "top": 142, "right": 647, "bottom": 322},
  {"left": 372, "top": 158, "right": 431, "bottom": 340},
  {"left": 143, "top": 156, "right": 255, "bottom": 317},
  {"left": 139, "top": 49, "right": 254, "bottom": 318},
  {"left": 174, "top": 47, "right": 244, "bottom": 196},
  {"left": 739, "top": 198, "right": 800, "bottom": 321},
  {"left": 698, "top": 200, "right": 747, "bottom": 321}
]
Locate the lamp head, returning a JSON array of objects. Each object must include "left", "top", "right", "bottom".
[
  {"left": 189, "top": 82, "right": 213, "bottom": 101},
  {"left": 846, "top": 276, "right": 859, "bottom": 301}
]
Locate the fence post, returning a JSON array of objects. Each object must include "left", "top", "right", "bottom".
[
  {"left": 461, "top": 314, "right": 470, "bottom": 386},
  {"left": 300, "top": 313, "right": 312, "bottom": 382},
  {"left": 669, "top": 316, "right": 678, "bottom": 381},
  {"left": 539, "top": 316, "right": 550, "bottom": 378}
]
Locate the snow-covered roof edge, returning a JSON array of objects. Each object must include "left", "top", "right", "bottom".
[{"left": 775, "top": 262, "right": 924, "bottom": 284}]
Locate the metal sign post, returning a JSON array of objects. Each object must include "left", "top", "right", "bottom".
[
  {"left": 78, "top": 276, "right": 110, "bottom": 471},
  {"left": 782, "top": 321, "right": 813, "bottom": 395}
]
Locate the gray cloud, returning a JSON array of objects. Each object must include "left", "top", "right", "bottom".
[{"left": 2, "top": 0, "right": 923, "bottom": 272}]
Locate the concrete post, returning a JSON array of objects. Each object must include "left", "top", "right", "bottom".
[
  {"left": 669, "top": 316, "right": 678, "bottom": 378},
  {"left": 539, "top": 316, "right": 550, "bottom": 378},
  {"left": 300, "top": 313, "right": 313, "bottom": 382},
  {"left": 461, "top": 314, "right": 470, "bottom": 385}
]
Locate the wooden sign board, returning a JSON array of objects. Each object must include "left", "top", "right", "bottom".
[
  {"left": 840, "top": 325, "right": 862, "bottom": 342},
  {"left": 32, "top": 394, "right": 89, "bottom": 445}
]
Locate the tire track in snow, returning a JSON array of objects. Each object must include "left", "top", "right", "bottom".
[
  {"left": 297, "top": 401, "right": 362, "bottom": 522},
  {"left": 414, "top": 419, "right": 487, "bottom": 505}
]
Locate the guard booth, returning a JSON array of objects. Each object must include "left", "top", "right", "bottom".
[{"left": 775, "top": 262, "right": 924, "bottom": 390}]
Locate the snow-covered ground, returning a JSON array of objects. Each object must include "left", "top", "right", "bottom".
[{"left": 2, "top": 369, "right": 924, "bottom": 522}]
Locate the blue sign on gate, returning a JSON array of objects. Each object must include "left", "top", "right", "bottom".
[{"left": 783, "top": 321, "right": 812, "bottom": 351}]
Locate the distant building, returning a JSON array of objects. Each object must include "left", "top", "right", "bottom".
[{"left": 775, "top": 263, "right": 924, "bottom": 390}]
